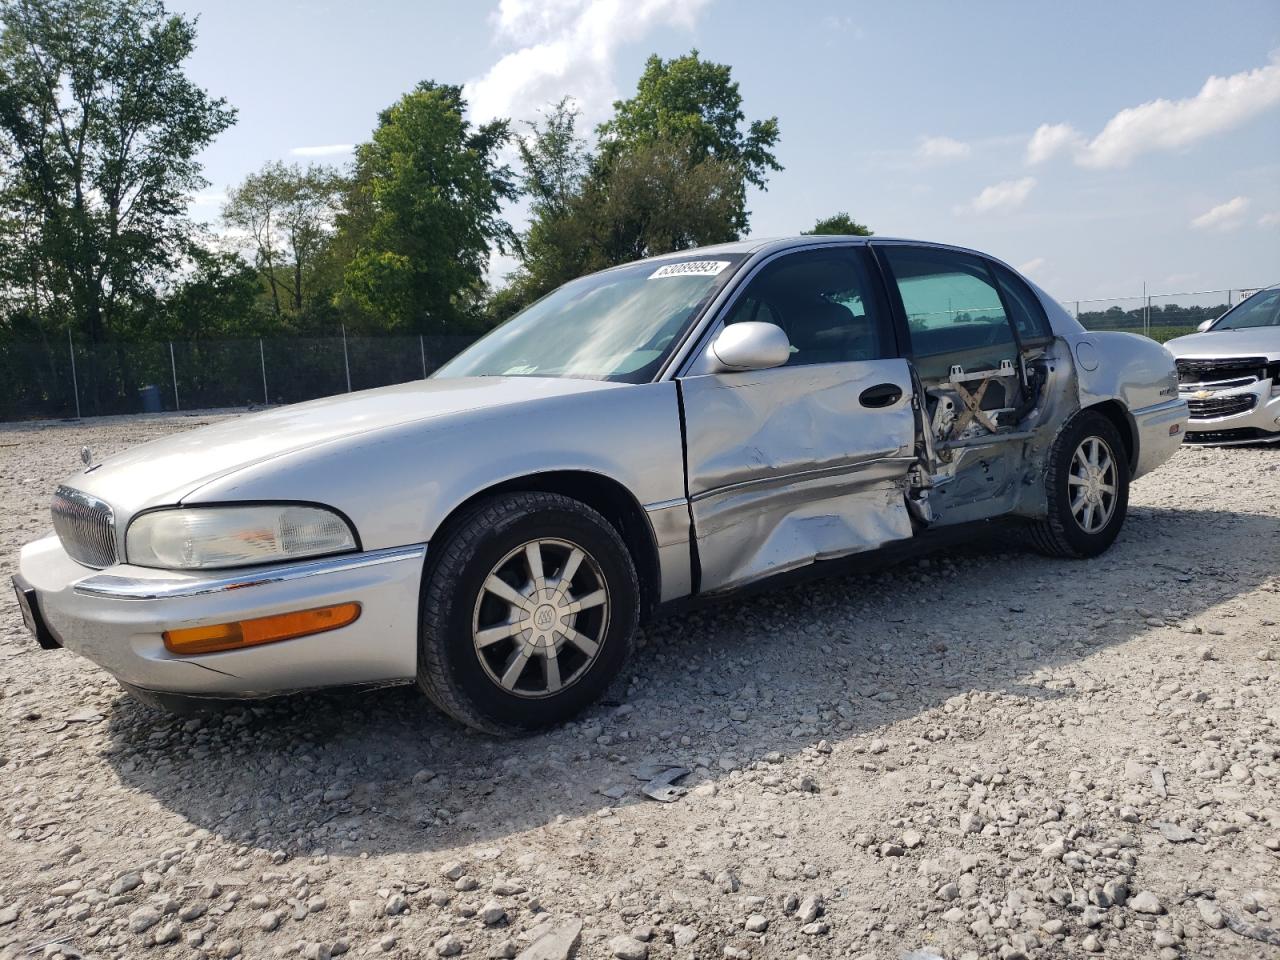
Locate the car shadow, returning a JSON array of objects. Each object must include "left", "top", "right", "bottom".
[{"left": 101, "top": 503, "right": 1276, "bottom": 859}]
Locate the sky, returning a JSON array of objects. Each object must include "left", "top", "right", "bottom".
[{"left": 170, "top": 0, "right": 1280, "bottom": 302}]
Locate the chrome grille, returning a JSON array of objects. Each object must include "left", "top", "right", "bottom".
[
  {"left": 1176, "top": 356, "right": 1266, "bottom": 386},
  {"left": 51, "top": 486, "right": 118, "bottom": 568},
  {"left": 1186, "top": 394, "right": 1258, "bottom": 420}
]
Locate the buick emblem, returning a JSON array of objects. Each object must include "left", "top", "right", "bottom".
[{"left": 80, "top": 446, "right": 93, "bottom": 467}]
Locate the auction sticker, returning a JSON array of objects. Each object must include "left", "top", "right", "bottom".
[{"left": 649, "top": 260, "right": 731, "bottom": 279}]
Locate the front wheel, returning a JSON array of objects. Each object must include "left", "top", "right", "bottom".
[
  {"left": 1027, "top": 411, "right": 1131, "bottom": 558},
  {"left": 417, "top": 492, "right": 638, "bottom": 735}
]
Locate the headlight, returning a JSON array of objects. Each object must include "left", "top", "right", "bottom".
[{"left": 127, "top": 504, "right": 357, "bottom": 570}]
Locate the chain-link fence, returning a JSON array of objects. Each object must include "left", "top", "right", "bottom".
[
  {"left": 0, "top": 333, "right": 477, "bottom": 421},
  {"left": 1065, "top": 287, "right": 1263, "bottom": 343}
]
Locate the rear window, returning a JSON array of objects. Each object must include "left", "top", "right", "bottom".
[{"left": 990, "top": 262, "right": 1052, "bottom": 342}]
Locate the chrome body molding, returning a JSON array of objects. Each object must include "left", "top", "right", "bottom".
[{"left": 73, "top": 544, "right": 427, "bottom": 600}]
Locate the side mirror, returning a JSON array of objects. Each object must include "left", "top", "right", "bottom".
[
  {"left": 1196, "top": 319, "right": 1214, "bottom": 333},
  {"left": 709, "top": 322, "right": 791, "bottom": 372}
]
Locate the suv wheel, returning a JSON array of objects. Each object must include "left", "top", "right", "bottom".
[{"left": 417, "top": 492, "right": 638, "bottom": 734}]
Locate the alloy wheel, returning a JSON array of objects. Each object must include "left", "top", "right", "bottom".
[
  {"left": 471, "top": 538, "right": 610, "bottom": 698},
  {"left": 1068, "top": 435, "right": 1118, "bottom": 534}
]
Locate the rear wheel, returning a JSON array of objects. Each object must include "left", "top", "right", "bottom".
[
  {"left": 417, "top": 492, "right": 638, "bottom": 735},
  {"left": 1028, "top": 411, "right": 1130, "bottom": 558}
]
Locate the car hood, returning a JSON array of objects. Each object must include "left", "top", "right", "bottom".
[
  {"left": 1164, "top": 327, "right": 1280, "bottom": 360},
  {"left": 64, "top": 376, "right": 623, "bottom": 515}
]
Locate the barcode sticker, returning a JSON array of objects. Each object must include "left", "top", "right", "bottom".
[{"left": 649, "top": 260, "right": 731, "bottom": 279}]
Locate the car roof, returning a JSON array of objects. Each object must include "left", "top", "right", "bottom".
[{"left": 641, "top": 234, "right": 1012, "bottom": 266}]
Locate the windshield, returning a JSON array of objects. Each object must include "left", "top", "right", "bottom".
[
  {"left": 1213, "top": 288, "right": 1280, "bottom": 330},
  {"left": 436, "top": 256, "right": 744, "bottom": 382}
]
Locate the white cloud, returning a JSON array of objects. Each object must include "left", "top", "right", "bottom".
[
  {"left": 1026, "top": 56, "right": 1280, "bottom": 169},
  {"left": 465, "top": 0, "right": 712, "bottom": 126},
  {"left": 1017, "top": 257, "right": 1046, "bottom": 276},
  {"left": 916, "top": 135, "right": 970, "bottom": 162},
  {"left": 290, "top": 144, "right": 354, "bottom": 157},
  {"left": 957, "top": 177, "right": 1037, "bottom": 215},
  {"left": 1025, "top": 123, "right": 1083, "bottom": 164},
  {"left": 1259, "top": 211, "right": 1280, "bottom": 228},
  {"left": 187, "top": 189, "right": 226, "bottom": 208},
  {"left": 1191, "top": 196, "right": 1250, "bottom": 231}
]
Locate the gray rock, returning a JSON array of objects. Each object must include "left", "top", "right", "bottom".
[
  {"left": 49, "top": 879, "right": 81, "bottom": 897},
  {"left": 481, "top": 900, "right": 507, "bottom": 926},
  {"left": 744, "top": 914, "right": 768, "bottom": 933},
  {"left": 109, "top": 873, "right": 142, "bottom": 896},
  {"left": 516, "top": 919, "right": 583, "bottom": 960},
  {"left": 1130, "top": 891, "right": 1163, "bottom": 915},
  {"left": 153, "top": 921, "right": 181, "bottom": 945},
  {"left": 797, "top": 894, "right": 823, "bottom": 924},
  {"left": 608, "top": 936, "right": 648, "bottom": 960},
  {"left": 128, "top": 904, "right": 162, "bottom": 934},
  {"left": 437, "top": 934, "right": 464, "bottom": 957},
  {"left": 1154, "top": 821, "right": 1197, "bottom": 843},
  {"left": 1103, "top": 879, "right": 1129, "bottom": 907},
  {"left": 441, "top": 860, "right": 466, "bottom": 881},
  {"left": 1196, "top": 899, "right": 1225, "bottom": 929}
]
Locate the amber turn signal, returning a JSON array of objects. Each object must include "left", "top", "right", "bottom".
[{"left": 163, "top": 602, "right": 361, "bottom": 655}]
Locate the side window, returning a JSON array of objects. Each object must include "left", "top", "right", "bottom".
[
  {"left": 723, "top": 249, "right": 891, "bottom": 365},
  {"left": 880, "top": 246, "right": 1018, "bottom": 380},
  {"left": 990, "top": 261, "right": 1052, "bottom": 342}
]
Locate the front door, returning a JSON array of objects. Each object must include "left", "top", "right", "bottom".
[{"left": 678, "top": 246, "right": 919, "bottom": 593}]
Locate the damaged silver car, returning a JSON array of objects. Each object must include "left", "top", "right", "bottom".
[{"left": 14, "top": 237, "right": 1188, "bottom": 733}]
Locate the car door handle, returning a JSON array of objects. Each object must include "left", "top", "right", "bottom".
[{"left": 859, "top": 383, "right": 903, "bottom": 408}]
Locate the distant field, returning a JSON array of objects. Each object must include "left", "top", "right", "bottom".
[{"left": 1084, "top": 324, "right": 1195, "bottom": 344}]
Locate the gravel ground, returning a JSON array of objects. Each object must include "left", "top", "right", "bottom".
[{"left": 1, "top": 412, "right": 1278, "bottom": 960}]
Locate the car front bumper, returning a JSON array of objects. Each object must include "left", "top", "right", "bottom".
[
  {"left": 1180, "top": 379, "right": 1280, "bottom": 445},
  {"left": 1130, "top": 397, "right": 1190, "bottom": 480},
  {"left": 14, "top": 534, "right": 426, "bottom": 701}
]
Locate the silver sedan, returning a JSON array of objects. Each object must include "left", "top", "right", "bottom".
[{"left": 14, "top": 236, "right": 1188, "bottom": 733}]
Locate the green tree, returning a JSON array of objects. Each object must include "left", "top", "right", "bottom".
[
  {"left": 223, "top": 161, "right": 345, "bottom": 323},
  {"left": 0, "top": 0, "right": 236, "bottom": 342},
  {"left": 496, "top": 99, "right": 593, "bottom": 315},
  {"left": 803, "top": 212, "right": 873, "bottom": 236},
  {"left": 157, "top": 245, "right": 262, "bottom": 339},
  {"left": 577, "top": 137, "right": 741, "bottom": 267},
  {"left": 337, "top": 82, "right": 516, "bottom": 333},
  {"left": 597, "top": 50, "right": 780, "bottom": 232}
]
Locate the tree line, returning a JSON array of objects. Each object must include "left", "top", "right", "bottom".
[{"left": 0, "top": 0, "right": 869, "bottom": 347}]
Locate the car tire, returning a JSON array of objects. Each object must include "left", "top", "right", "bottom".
[
  {"left": 1027, "top": 410, "right": 1131, "bottom": 559},
  {"left": 417, "top": 492, "right": 638, "bottom": 735}
]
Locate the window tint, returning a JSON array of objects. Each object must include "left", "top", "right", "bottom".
[
  {"left": 880, "top": 246, "right": 1018, "bottom": 379},
  {"left": 991, "top": 261, "right": 1052, "bottom": 341},
  {"left": 723, "top": 248, "right": 891, "bottom": 365}
]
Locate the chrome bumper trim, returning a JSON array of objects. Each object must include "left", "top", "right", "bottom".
[
  {"left": 1132, "top": 397, "right": 1189, "bottom": 418},
  {"left": 72, "top": 544, "right": 427, "bottom": 601}
]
